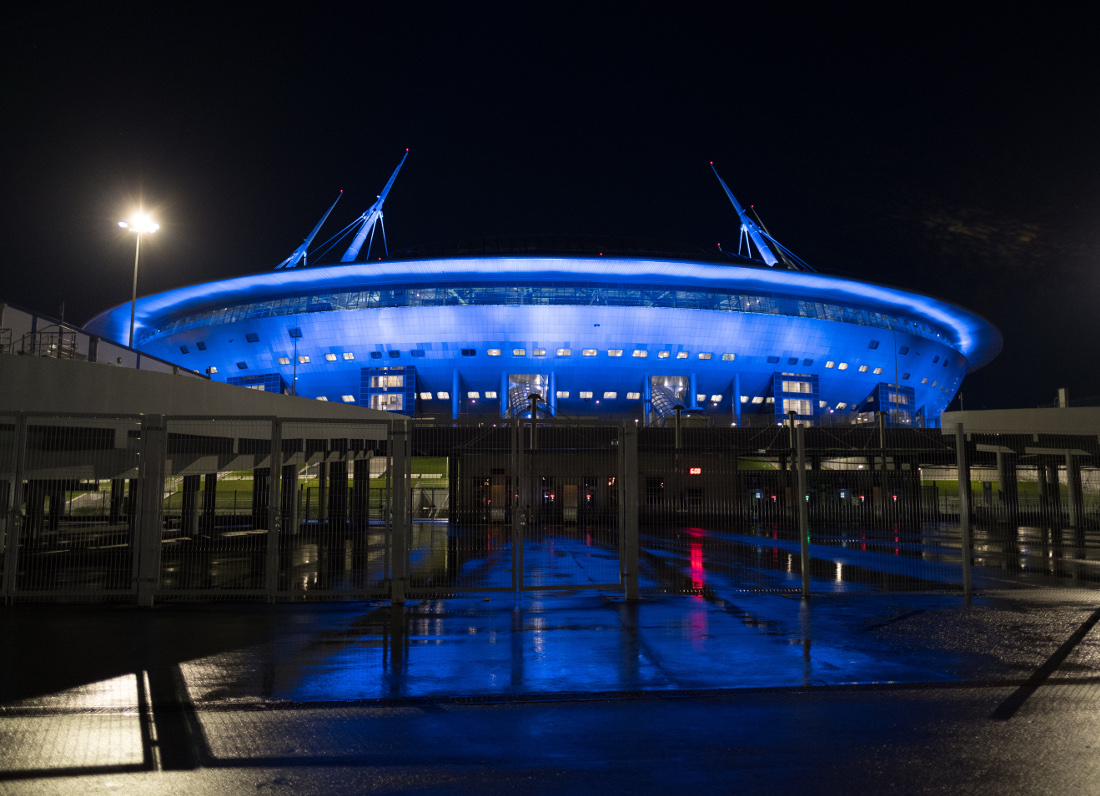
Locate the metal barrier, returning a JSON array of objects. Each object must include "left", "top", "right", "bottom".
[{"left": 1, "top": 413, "right": 1099, "bottom": 604}]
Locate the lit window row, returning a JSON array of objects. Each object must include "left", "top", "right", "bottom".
[{"left": 479, "top": 348, "right": 735, "bottom": 360}]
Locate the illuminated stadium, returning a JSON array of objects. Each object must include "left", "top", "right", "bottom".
[{"left": 85, "top": 157, "right": 1001, "bottom": 427}]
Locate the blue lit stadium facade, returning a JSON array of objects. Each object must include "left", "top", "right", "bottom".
[{"left": 85, "top": 250, "right": 1001, "bottom": 427}]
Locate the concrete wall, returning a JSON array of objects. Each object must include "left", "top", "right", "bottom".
[
  {"left": 942, "top": 407, "right": 1100, "bottom": 436},
  {"left": 0, "top": 355, "right": 404, "bottom": 421}
]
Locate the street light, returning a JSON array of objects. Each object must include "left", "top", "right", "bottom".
[{"left": 118, "top": 213, "right": 159, "bottom": 348}]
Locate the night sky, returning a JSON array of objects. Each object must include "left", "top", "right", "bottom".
[{"left": 4, "top": 6, "right": 1098, "bottom": 410}]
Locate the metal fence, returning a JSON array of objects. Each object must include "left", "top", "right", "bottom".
[{"left": 2, "top": 413, "right": 1099, "bottom": 603}]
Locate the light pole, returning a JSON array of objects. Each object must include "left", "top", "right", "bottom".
[{"left": 118, "top": 213, "right": 159, "bottom": 348}]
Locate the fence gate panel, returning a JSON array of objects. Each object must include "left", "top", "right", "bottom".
[
  {"left": 405, "top": 423, "right": 515, "bottom": 594},
  {"left": 278, "top": 420, "right": 390, "bottom": 598},
  {"left": 517, "top": 421, "right": 622, "bottom": 591},
  {"left": 6, "top": 414, "right": 143, "bottom": 600}
]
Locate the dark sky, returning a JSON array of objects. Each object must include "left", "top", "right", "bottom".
[{"left": 4, "top": 5, "right": 1098, "bottom": 410}]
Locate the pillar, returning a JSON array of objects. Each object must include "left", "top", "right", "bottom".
[
  {"left": 281, "top": 464, "right": 299, "bottom": 534},
  {"left": 351, "top": 458, "right": 371, "bottom": 526},
  {"left": 996, "top": 452, "right": 1019, "bottom": 529},
  {"left": 252, "top": 467, "right": 270, "bottom": 529},
  {"left": 201, "top": 472, "right": 218, "bottom": 536},
  {"left": 328, "top": 460, "right": 349, "bottom": 533},
  {"left": 181, "top": 474, "right": 201, "bottom": 537}
]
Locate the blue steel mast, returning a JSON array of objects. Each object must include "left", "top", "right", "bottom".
[
  {"left": 341, "top": 149, "right": 409, "bottom": 263},
  {"left": 710, "top": 163, "right": 779, "bottom": 266},
  {"left": 275, "top": 191, "right": 343, "bottom": 270}
]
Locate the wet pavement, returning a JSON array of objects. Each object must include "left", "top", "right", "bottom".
[{"left": 2, "top": 583, "right": 1100, "bottom": 793}]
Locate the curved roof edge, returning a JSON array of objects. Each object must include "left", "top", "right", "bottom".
[{"left": 85, "top": 256, "right": 1003, "bottom": 371}]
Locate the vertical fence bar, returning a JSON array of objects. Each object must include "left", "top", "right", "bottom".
[
  {"left": 265, "top": 419, "right": 282, "bottom": 598},
  {"left": 136, "top": 415, "right": 167, "bottom": 607},
  {"left": 620, "top": 422, "right": 639, "bottom": 600},
  {"left": 796, "top": 424, "right": 811, "bottom": 598},
  {"left": 511, "top": 418, "right": 522, "bottom": 594},
  {"left": 2, "top": 413, "right": 28, "bottom": 602},
  {"left": 955, "top": 422, "right": 972, "bottom": 597},
  {"left": 390, "top": 420, "right": 408, "bottom": 604}
]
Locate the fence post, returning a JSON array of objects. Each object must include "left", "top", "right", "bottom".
[
  {"left": 796, "top": 424, "right": 811, "bottom": 599},
  {"left": 2, "top": 413, "right": 28, "bottom": 602},
  {"left": 511, "top": 418, "right": 522, "bottom": 593},
  {"left": 619, "top": 423, "right": 639, "bottom": 600},
  {"left": 265, "top": 419, "right": 283, "bottom": 598},
  {"left": 390, "top": 420, "right": 409, "bottom": 604},
  {"left": 135, "top": 414, "right": 167, "bottom": 607},
  {"left": 955, "top": 422, "right": 973, "bottom": 597}
]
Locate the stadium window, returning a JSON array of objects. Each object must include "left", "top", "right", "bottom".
[
  {"left": 488, "top": 349, "right": 501, "bottom": 356},
  {"left": 899, "top": 346, "right": 909, "bottom": 355},
  {"left": 787, "top": 357, "right": 799, "bottom": 365},
  {"left": 626, "top": 391, "right": 640, "bottom": 400},
  {"left": 767, "top": 356, "right": 780, "bottom": 363},
  {"left": 513, "top": 348, "right": 526, "bottom": 356},
  {"left": 342, "top": 395, "right": 356, "bottom": 403},
  {"left": 246, "top": 333, "right": 260, "bottom": 343},
  {"left": 608, "top": 349, "right": 623, "bottom": 357},
  {"left": 461, "top": 348, "right": 476, "bottom": 356},
  {"left": 868, "top": 340, "right": 880, "bottom": 349},
  {"left": 468, "top": 391, "right": 480, "bottom": 399},
  {"left": 932, "top": 381, "right": 937, "bottom": 387},
  {"left": 411, "top": 350, "right": 426, "bottom": 357},
  {"left": 751, "top": 397, "right": 764, "bottom": 404},
  {"left": 485, "top": 391, "right": 498, "bottom": 399},
  {"left": 633, "top": 350, "right": 648, "bottom": 358},
  {"left": 370, "top": 351, "right": 382, "bottom": 359},
  {"left": 236, "top": 362, "right": 247, "bottom": 369},
  {"left": 557, "top": 348, "right": 572, "bottom": 356},
  {"left": 419, "top": 392, "right": 432, "bottom": 400},
  {"left": 819, "top": 400, "right": 827, "bottom": 408},
  {"left": 388, "top": 350, "right": 400, "bottom": 358},
  {"left": 696, "top": 394, "right": 706, "bottom": 402},
  {"left": 903, "top": 373, "right": 911, "bottom": 379},
  {"left": 437, "top": 391, "right": 450, "bottom": 400},
  {"left": 196, "top": 341, "right": 207, "bottom": 351},
  {"left": 657, "top": 351, "right": 670, "bottom": 359},
  {"left": 582, "top": 349, "right": 597, "bottom": 357},
  {"left": 579, "top": 391, "right": 593, "bottom": 399},
  {"left": 766, "top": 397, "right": 774, "bottom": 403},
  {"left": 858, "top": 365, "right": 869, "bottom": 372},
  {"left": 699, "top": 352, "right": 713, "bottom": 360},
  {"left": 721, "top": 353, "right": 735, "bottom": 361},
  {"left": 873, "top": 367, "right": 883, "bottom": 375},
  {"left": 603, "top": 391, "right": 617, "bottom": 399},
  {"left": 556, "top": 390, "right": 569, "bottom": 398},
  {"left": 316, "top": 396, "right": 328, "bottom": 401},
  {"left": 278, "top": 357, "right": 290, "bottom": 365},
  {"left": 932, "top": 355, "right": 940, "bottom": 363},
  {"left": 942, "top": 359, "right": 949, "bottom": 367},
  {"left": 825, "top": 361, "right": 835, "bottom": 368},
  {"left": 207, "top": 366, "right": 217, "bottom": 374},
  {"left": 838, "top": 362, "right": 848, "bottom": 370},
  {"left": 803, "top": 359, "right": 813, "bottom": 366},
  {"left": 676, "top": 351, "right": 689, "bottom": 359},
  {"left": 740, "top": 396, "right": 749, "bottom": 403},
  {"left": 298, "top": 355, "right": 309, "bottom": 364},
  {"left": 342, "top": 352, "right": 354, "bottom": 360},
  {"left": 288, "top": 328, "right": 302, "bottom": 339},
  {"left": 837, "top": 402, "right": 847, "bottom": 409},
  {"left": 325, "top": 353, "right": 337, "bottom": 361},
  {"left": 710, "top": 394, "right": 722, "bottom": 402},
  {"left": 921, "top": 378, "right": 928, "bottom": 384},
  {"left": 533, "top": 349, "right": 546, "bottom": 356}
]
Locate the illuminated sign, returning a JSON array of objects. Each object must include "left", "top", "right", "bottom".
[{"left": 688, "top": 467, "right": 702, "bottom": 475}]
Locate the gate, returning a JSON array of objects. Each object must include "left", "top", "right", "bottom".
[{"left": 404, "top": 419, "right": 637, "bottom": 596}]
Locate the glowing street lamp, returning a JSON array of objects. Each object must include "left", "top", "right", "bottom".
[{"left": 118, "top": 214, "right": 159, "bottom": 348}]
